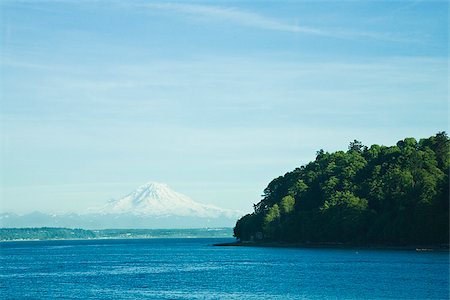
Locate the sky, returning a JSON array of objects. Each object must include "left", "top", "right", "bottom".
[{"left": 0, "top": 0, "right": 448, "bottom": 214}]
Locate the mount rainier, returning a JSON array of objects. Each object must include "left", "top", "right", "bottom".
[
  {"left": 0, "top": 182, "right": 244, "bottom": 229},
  {"left": 97, "top": 182, "right": 240, "bottom": 219}
]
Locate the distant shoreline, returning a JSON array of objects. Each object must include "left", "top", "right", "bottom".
[
  {"left": 213, "top": 241, "right": 450, "bottom": 252},
  {"left": 0, "top": 227, "right": 234, "bottom": 242},
  {"left": 1, "top": 236, "right": 235, "bottom": 243}
]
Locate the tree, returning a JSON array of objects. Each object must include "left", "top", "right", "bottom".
[
  {"left": 234, "top": 133, "right": 449, "bottom": 245},
  {"left": 280, "top": 195, "right": 295, "bottom": 214},
  {"left": 348, "top": 140, "right": 364, "bottom": 153},
  {"left": 263, "top": 204, "right": 280, "bottom": 239}
]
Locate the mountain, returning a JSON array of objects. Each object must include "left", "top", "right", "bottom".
[
  {"left": 0, "top": 182, "right": 244, "bottom": 229},
  {"left": 96, "top": 182, "right": 240, "bottom": 219}
]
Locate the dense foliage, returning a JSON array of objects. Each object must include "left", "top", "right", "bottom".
[{"left": 234, "top": 133, "right": 449, "bottom": 245}]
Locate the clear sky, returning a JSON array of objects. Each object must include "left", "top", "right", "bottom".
[{"left": 0, "top": 0, "right": 448, "bottom": 214}]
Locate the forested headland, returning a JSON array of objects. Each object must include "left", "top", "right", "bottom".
[{"left": 234, "top": 133, "right": 449, "bottom": 245}]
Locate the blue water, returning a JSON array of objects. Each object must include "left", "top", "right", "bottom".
[{"left": 0, "top": 238, "right": 448, "bottom": 299}]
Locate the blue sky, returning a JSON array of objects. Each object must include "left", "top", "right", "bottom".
[{"left": 0, "top": 0, "right": 448, "bottom": 214}]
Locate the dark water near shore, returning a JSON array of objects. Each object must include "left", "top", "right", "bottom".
[{"left": 1, "top": 238, "right": 448, "bottom": 299}]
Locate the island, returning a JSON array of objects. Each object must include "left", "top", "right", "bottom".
[{"left": 231, "top": 132, "right": 449, "bottom": 248}]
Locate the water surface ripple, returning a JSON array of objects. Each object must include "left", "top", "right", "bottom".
[{"left": 0, "top": 238, "right": 448, "bottom": 299}]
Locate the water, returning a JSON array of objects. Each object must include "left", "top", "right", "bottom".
[{"left": 1, "top": 238, "right": 448, "bottom": 299}]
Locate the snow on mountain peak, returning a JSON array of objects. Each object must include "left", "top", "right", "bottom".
[{"left": 98, "top": 181, "right": 242, "bottom": 219}]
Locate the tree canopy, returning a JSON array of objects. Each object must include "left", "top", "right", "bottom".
[{"left": 234, "top": 132, "right": 449, "bottom": 245}]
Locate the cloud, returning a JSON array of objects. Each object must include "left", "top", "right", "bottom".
[
  {"left": 147, "top": 2, "right": 325, "bottom": 35},
  {"left": 145, "top": 2, "right": 413, "bottom": 42},
  {"left": 1, "top": 0, "right": 417, "bottom": 42}
]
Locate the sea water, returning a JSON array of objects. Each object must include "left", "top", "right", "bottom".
[{"left": 1, "top": 238, "right": 448, "bottom": 299}]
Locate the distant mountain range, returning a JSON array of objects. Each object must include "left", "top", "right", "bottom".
[{"left": 0, "top": 182, "right": 244, "bottom": 229}]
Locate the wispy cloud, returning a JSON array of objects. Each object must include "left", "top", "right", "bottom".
[
  {"left": 147, "top": 2, "right": 325, "bottom": 35},
  {"left": 1, "top": 0, "right": 417, "bottom": 42},
  {"left": 145, "top": 2, "right": 413, "bottom": 42}
]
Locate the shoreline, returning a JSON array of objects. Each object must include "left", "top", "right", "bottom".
[
  {"left": 0, "top": 236, "right": 235, "bottom": 243},
  {"left": 2, "top": 237, "right": 448, "bottom": 252},
  {"left": 0, "top": 227, "right": 235, "bottom": 242},
  {"left": 213, "top": 241, "right": 450, "bottom": 252}
]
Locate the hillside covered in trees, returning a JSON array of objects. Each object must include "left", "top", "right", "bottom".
[{"left": 234, "top": 133, "right": 449, "bottom": 245}]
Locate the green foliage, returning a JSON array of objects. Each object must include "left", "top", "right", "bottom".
[
  {"left": 234, "top": 132, "right": 449, "bottom": 245},
  {"left": 280, "top": 195, "right": 295, "bottom": 214},
  {"left": 322, "top": 191, "right": 368, "bottom": 210},
  {"left": 348, "top": 139, "right": 364, "bottom": 153},
  {"left": 233, "top": 213, "right": 262, "bottom": 240},
  {"left": 263, "top": 204, "right": 280, "bottom": 239},
  {"left": 265, "top": 204, "right": 281, "bottom": 223}
]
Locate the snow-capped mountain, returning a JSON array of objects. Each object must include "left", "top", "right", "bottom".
[
  {"left": 97, "top": 181, "right": 241, "bottom": 219},
  {"left": 1, "top": 182, "right": 245, "bottom": 229}
]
